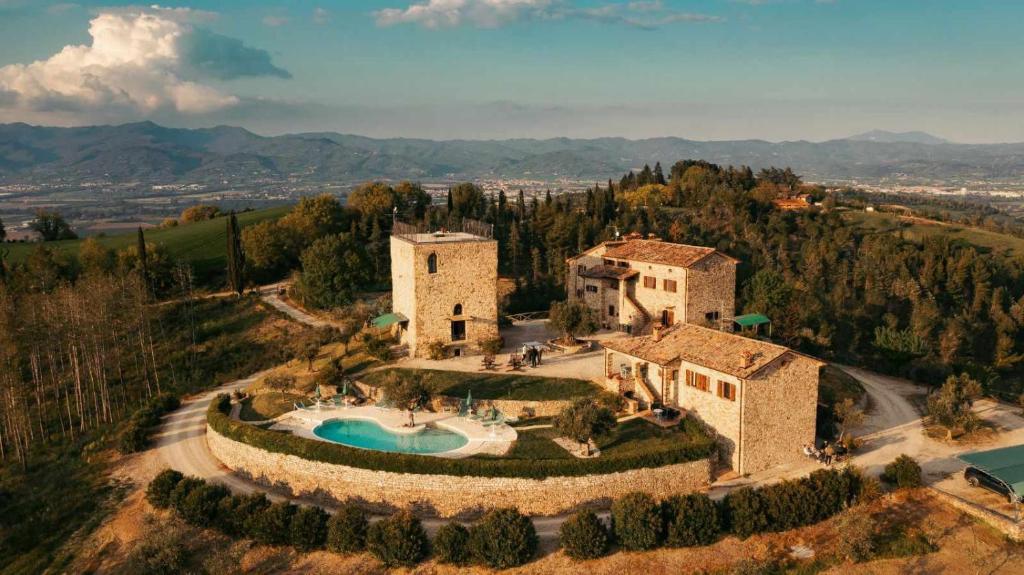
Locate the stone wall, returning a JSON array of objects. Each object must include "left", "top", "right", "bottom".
[
  {"left": 740, "top": 352, "right": 821, "bottom": 474},
  {"left": 684, "top": 253, "right": 737, "bottom": 327},
  {"left": 675, "top": 361, "right": 743, "bottom": 470},
  {"left": 208, "top": 426, "right": 712, "bottom": 518}
]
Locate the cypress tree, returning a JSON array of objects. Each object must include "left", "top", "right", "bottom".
[
  {"left": 136, "top": 226, "right": 150, "bottom": 296},
  {"left": 654, "top": 161, "right": 666, "bottom": 185},
  {"left": 226, "top": 212, "right": 245, "bottom": 295}
]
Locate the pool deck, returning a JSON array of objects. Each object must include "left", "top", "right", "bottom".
[{"left": 270, "top": 404, "right": 517, "bottom": 458}]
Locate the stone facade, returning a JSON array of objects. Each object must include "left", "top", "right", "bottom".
[
  {"left": 566, "top": 237, "right": 737, "bottom": 335},
  {"left": 390, "top": 232, "right": 499, "bottom": 358},
  {"left": 603, "top": 324, "right": 823, "bottom": 475},
  {"left": 208, "top": 426, "right": 712, "bottom": 517}
]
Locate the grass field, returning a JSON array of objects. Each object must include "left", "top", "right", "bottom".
[
  {"left": 844, "top": 210, "right": 1024, "bottom": 258},
  {"left": 3, "top": 205, "right": 291, "bottom": 286},
  {"left": 360, "top": 368, "right": 602, "bottom": 401},
  {"left": 239, "top": 392, "right": 305, "bottom": 422},
  {"left": 819, "top": 364, "right": 865, "bottom": 408}
]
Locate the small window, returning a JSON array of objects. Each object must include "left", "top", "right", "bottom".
[
  {"left": 664, "top": 279, "right": 677, "bottom": 293},
  {"left": 643, "top": 276, "right": 657, "bottom": 289},
  {"left": 696, "top": 373, "right": 710, "bottom": 392},
  {"left": 617, "top": 261, "right": 629, "bottom": 268},
  {"left": 705, "top": 311, "right": 720, "bottom": 322},
  {"left": 427, "top": 253, "right": 437, "bottom": 274},
  {"left": 607, "top": 280, "right": 618, "bottom": 291},
  {"left": 577, "top": 265, "right": 586, "bottom": 275},
  {"left": 717, "top": 380, "right": 737, "bottom": 401},
  {"left": 603, "top": 259, "right": 614, "bottom": 265},
  {"left": 453, "top": 303, "right": 463, "bottom": 316},
  {"left": 576, "top": 289, "right": 584, "bottom": 298},
  {"left": 608, "top": 305, "right": 616, "bottom": 317},
  {"left": 585, "top": 285, "right": 598, "bottom": 293}
]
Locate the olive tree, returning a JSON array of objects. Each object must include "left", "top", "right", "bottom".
[
  {"left": 548, "top": 300, "right": 599, "bottom": 344},
  {"left": 555, "top": 399, "right": 616, "bottom": 456}
]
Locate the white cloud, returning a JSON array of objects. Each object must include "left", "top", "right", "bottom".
[
  {"left": 0, "top": 6, "right": 287, "bottom": 118},
  {"left": 374, "top": 0, "right": 722, "bottom": 30}
]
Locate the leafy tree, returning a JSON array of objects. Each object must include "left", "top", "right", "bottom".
[
  {"left": 241, "top": 220, "right": 302, "bottom": 282},
  {"left": 433, "top": 522, "right": 470, "bottom": 565},
  {"left": 29, "top": 209, "right": 77, "bottom": 241},
  {"left": 833, "top": 398, "right": 865, "bottom": 447},
  {"left": 179, "top": 204, "right": 221, "bottom": 223},
  {"left": 225, "top": 212, "right": 245, "bottom": 295},
  {"left": 548, "top": 300, "right": 599, "bottom": 343},
  {"left": 291, "top": 333, "right": 321, "bottom": 372},
  {"left": 926, "top": 373, "right": 982, "bottom": 437},
  {"left": 248, "top": 501, "right": 296, "bottom": 546},
  {"left": 263, "top": 373, "right": 296, "bottom": 392},
  {"left": 366, "top": 510, "right": 429, "bottom": 567},
  {"left": 78, "top": 237, "right": 115, "bottom": 275},
  {"left": 327, "top": 505, "right": 368, "bottom": 553},
  {"left": 348, "top": 181, "right": 397, "bottom": 215},
  {"left": 555, "top": 398, "right": 615, "bottom": 456},
  {"left": 467, "top": 507, "right": 538, "bottom": 569},
  {"left": 382, "top": 372, "right": 432, "bottom": 412},
  {"left": 559, "top": 510, "right": 609, "bottom": 560},
  {"left": 281, "top": 194, "right": 347, "bottom": 244},
  {"left": 611, "top": 492, "right": 662, "bottom": 551},
  {"left": 881, "top": 454, "right": 923, "bottom": 488},
  {"left": 295, "top": 233, "right": 371, "bottom": 309},
  {"left": 146, "top": 469, "right": 184, "bottom": 509}
]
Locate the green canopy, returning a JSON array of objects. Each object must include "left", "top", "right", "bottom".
[
  {"left": 733, "top": 313, "right": 771, "bottom": 328},
  {"left": 371, "top": 312, "right": 408, "bottom": 329},
  {"left": 959, "top": 444, "right": 1024, "bottom": 496}
]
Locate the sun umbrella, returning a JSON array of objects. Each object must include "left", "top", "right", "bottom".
[
  {"left": 465, "top": 389, "right": 472, "bottom": 411},
  {"left": 341, "top": 381, "right": 348, "bottom": 396}
]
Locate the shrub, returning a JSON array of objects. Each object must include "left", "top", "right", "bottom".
[
  {"left": 326, "top": 505, "right": 369, "bottom": 554},
  {"left": 290, "top": 505, "right": 329, "bottom": 550},
  {"left": 248, "top": 501, "right": 296, "bottom": 546},
  {"left": 120, "top": 394, "right": 181, "bottom": 453},
  {"left": 433, "top": 522, "right": 471, "bottom": 565},
  {"left": 425, "top": 339, "right": 447, "bottom": 360},
  {"left": 611, "top": 492, "right": 662, "bottom": 551},
  {"left": 168, "top": 476, "right": 204, "bottom": 511},
  {"left": 468, "top": 507, "right": 538, "bottom": 569},
  {"left": 761, "top": 479, "right": 817, "bottom": 531},
  {"left": 236, "top": 493, "right": 272, "bottom": 538},
  {"left": 881, "top": 454, "right": 923, "bottom": 488},
  {"left": 723, "top": 487, "right": 769, "bottom": 539},
  {"left": 366, "top": 510, "right": 430, "bottom": 567},
  {"left": 146, "top": 469, "right": 184, "bottom": 509},
  {"left": 663, "top": 493, "right": 720, "bottom": 547},
  {"left": 833, "top": 509, "right": 877, "bottom": 562},
  {"left": 124, "top": 517, "right": 190, "bottom": 575},
  {"left": 365, "top": 337, "right": 392, "bottom": 362},
  {"left": 179, "top": 483, "right": 230, "bottom": 526},
  {"left": 207, "top": 395, "right": 716, "bottom": 479},
  {"left": 559, "top": 510, "right": 609, "bottom": 560},
  {"left": 477, "top": 336, "right": 503, "bottom": 356}
]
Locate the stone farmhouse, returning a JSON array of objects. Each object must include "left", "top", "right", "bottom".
[
  {"left": 389, "top": 225, "right": 499, "bottom": 358},
  {"left": 603, "top": 323, "right": 824, "bottom": 474},
  {"left": 565, "top": 234, "right": 738, "bottom": 335}
]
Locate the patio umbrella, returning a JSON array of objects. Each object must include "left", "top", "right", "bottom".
[
  {"left": 340, "top": 381, "right": 348, "bottom": 396},
  {"left": 465, "top": 389, "right": 472, "bottom": 410},
  {"left": 314, "top": 386, "right": 321, "bottom": 400}
]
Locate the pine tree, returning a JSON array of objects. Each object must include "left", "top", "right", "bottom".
[
  {"left": 226, "top": 212, "right": 246, "bottom": 295},
  {"left": 654, "top": 162, "right": 666, "bottom": 185}
]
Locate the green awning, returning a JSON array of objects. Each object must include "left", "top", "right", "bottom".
[
  {"left": 959, "top": 444, "right": 1024, "bottom": 496},
  {"left": 733, "top": 313, "right": 771, "bottom": 328},
  {"left": 371, "top": 312, "right": 408, "bottom": 329}
]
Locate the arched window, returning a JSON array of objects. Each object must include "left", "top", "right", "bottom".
[
  {"left": 427, "top": 253, "right": 437, "bottom": 274},
  {"left": 453, "top": 303, "right": 463, "bottom": 316}
]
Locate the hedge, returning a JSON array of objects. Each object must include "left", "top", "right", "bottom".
[
  {"left": 207, "top": 395, "right": 715, "bottom": 479},
  {"left": 120, "top": 393, "right": 181, "bottom": 453},
  {"left": 559, "top": 510, "right": 610, "bottom": 560}
]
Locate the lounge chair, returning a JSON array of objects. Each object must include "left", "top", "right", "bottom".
[{"left": 483, "top": 414, "right": 506, "bottom": 427}]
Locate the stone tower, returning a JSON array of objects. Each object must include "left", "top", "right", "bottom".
[{"left": 390, "top": 227, "right": 499, "bottom": 358}]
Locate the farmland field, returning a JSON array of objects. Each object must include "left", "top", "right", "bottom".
[{"left": 844, "top": 210, "right": 1024, "bottom": 258}]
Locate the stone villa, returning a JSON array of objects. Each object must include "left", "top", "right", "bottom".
[
  {"left": 389, "top": 225, "right": 499, "bottom": 358},
  {"left": 566, "top": 234, "right": 738, "bottom": 335},
  {"left": 603, "top": 323, "right": 823, "bottom": 474}
]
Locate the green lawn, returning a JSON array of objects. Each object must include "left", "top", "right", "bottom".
[
  {"left": 5, "top": 205, "right": 290, "bottom": 286},
  {"left": 360, "top": 368, "right": 601, "bottom": 401},
  {"left": 490, "top": 418, "right": 709, "bottom": 462},
  {"left": 238, "top": 392, "right": 305, "bottom": 422},
  {"left": 844, "top": 210, "right": 1024, "bottom": 258}
]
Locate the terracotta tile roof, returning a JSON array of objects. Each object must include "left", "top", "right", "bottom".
[
  {"left": 603, "top": 324, "right": 815, "bottom": 379},
  {"left": 579, "top": 265, "right": 639, "bottom": 280},
  {"left": 772, "top": 198, "right": 812, "bottom": 210},
  {"left": 601, "top": 239, "right": 736, "bottom": 268}
]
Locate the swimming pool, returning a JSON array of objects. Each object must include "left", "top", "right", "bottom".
[{"left": 312, "top": 418, "right": 469, "bottom": 454}]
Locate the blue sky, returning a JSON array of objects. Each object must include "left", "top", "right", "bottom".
[{"left": 0, "top": 0, "right": 1020, "bottom": 142}]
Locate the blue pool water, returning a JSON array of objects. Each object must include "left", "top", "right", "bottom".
[{"left": 313, "top": 418, "right": 468, "bottom": 454}]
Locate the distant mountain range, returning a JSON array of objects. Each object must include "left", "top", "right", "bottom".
[{"left": 2, "top": 122, "right": 1023, "bottom": 187}]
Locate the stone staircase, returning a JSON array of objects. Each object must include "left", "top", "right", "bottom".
[
  {"left": 623, "top": 291, "right": 652, "bottom": 334},
  {"left": 632, "top": 374, "right": 659, "bottom": 409}
]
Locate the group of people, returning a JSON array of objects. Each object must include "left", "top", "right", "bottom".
[
  {"left": 524, "top": 345, "right": 543, "bottom": 367},
  {"left": 803, "top": 441, "right": 844, "bottom": 466}
]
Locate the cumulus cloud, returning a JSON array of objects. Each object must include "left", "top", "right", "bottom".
[
  {"left": 374, "top": 0, "right": 721, "bottom": 30},
  {"left": 0, "top": 6, "right": 288, "bottom": 118}
]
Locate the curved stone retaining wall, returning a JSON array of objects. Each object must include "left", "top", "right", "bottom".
[{"left": 208, "top": 426, "right": 711, "bottom": 517}]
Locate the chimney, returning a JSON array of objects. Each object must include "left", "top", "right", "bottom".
[
  {"left": 740, "top": 351, "right": 754, "bottom": 369},
  {"left": 653, "top": 324, "right": 663, "bottom": 342}
]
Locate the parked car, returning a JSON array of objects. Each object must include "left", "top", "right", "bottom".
[{"left": 965, "top": 466, "right": 1019, "bottom": 503}]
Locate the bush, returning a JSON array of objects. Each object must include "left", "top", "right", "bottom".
[
  {"left": 723, "top": 487, "right": 769, "bottom": 539},
  {"left": 179, "top": 483, "right": 230, "bottom": 526},
  {"left": 146, "top": 469, "right": 184, "bottom": 509},
  {"left": 326, "top": 505, "right": 369, "bottom": 554},
  {"left": 559, "top": 510, "right": 609, "bottom": 560},
  {"left": 207, "top": 394, "right": 716, "bottom": 479},
  {"left": 124, "top": 517, "right": 190, "bottom": 575},
  {"left": 425, "top": 339, "right": 447, "bottom": 360},
  {"left": 833, "top": 509, "right": 877, "bottom": 562},
  {"left": 433, "top": 522, "right": 471, "bottom": 565},
  {"left": 881, "top": 454, "right": 923, "bottom": 488},
  {"left": 366, "top": 510, "right": 430, "bottom": 567},
  {"left": 236, "top": 493, "right": 272, "bottom": 538},
  {"left": 365, "top": 337, "right": 392, "bottom": 362},
  {"left": 168, "top": 476, "right": 204, "bottom": 511},
  {"left": 120, "top": 394, "right": 181, "bottom": 453},
  {"left": 290, "top": 505, "right": 329, "bottom": 550},
  {"left": 248, "top": 501, "right": 296, "bottom": 546},
  {"left": 611, "top": 492, "right": 662, "bottom": 551},
  {"left": 468, "top": 507, "right": 538, "bottom": 569},
  {"left": 663, "top": 493, "right": 720, "bottom": 547},
  {"left": 762, "top": 479, "right": 817, "bottom": 531}
]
